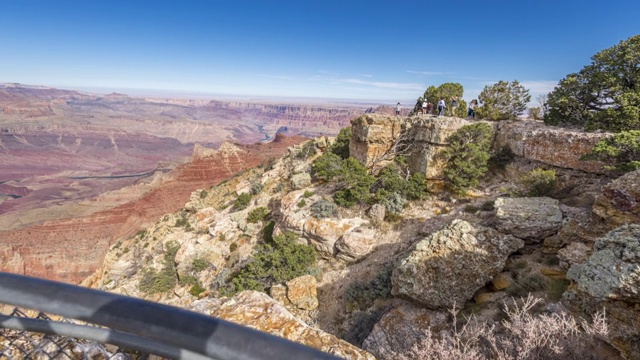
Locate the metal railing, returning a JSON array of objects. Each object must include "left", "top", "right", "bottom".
[{"left": 0, "top": 272, "right": 341, "bottom": 360}]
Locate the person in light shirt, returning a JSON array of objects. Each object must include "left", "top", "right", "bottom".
[
  {"left": 396, "top": 102, "right": 401, "bottom": 116},
  {"left": 437, "top": 97, "right": 446, "bottom": 117}
]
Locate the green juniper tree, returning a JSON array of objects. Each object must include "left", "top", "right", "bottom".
[{"left": 544, "top": 34, "right": 640, "bottom": 132}]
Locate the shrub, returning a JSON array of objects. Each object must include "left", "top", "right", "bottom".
[
  {"left": 247, "top": 207, "right": 270, "bottom": 223},
  {"left": 136, "top": 229, "right": 147, "bottom": 239},
  {"left": 507, "top": 273, "right": 548, "bottom": 297},
  {"left": 320, "top": 156, "right": 374, "bottom": 207},
  {"left": 528, "top": 107, "right": 543, "bottom": 120},
  {"left": 199, "top": 190, "right": 208, "bottom": 199},
  {"left": 442, "top": 123, "right": 493, "bottom": 194},
  {"left": 138, "top": 241, "right": 180, "bottom": 294},
  {"left": 521, "top": 168, "right": 557, "bottom": 197},
  {"left": 480, "top": 201, "right": 495, "bottom": 211},
  {"left": 228, "top": 232, "right": 317, "bottom": 293},
  {"left": 388, "top": 295, "right": 609, "bottom": 360},
  {"left": 377, "top": 191, "right": 406, "bottom": 213},
  {"left": 191, "top": 258, "right": 209, "bottom": 272},
  {"left": 310, "top": 199, "right": 337, "bottom": 218},
  {"left": 331, "top": 127, "right": 352, "bottom": 159},
  {"left": 233, "top": 192, "right": 252, "bottom": 211},
  {"left": 295, "top": 141, "right": 317, "bottom": 159},
  {"left": 581, "top": 130, "right": 640, "bottom": 175},
  {"left": 297, "top": 199, "right": 307, "bottom": 208},
  {"left": 303, "top": 190, "right": 314, "bottom": 198},
  {"left": 174, "top": 216, "right": 192, "bottom": 231},
  {"left": 464, "top": 205, "right": 479, "bottom": 213},
  {"left": 344, "top": 266, "right": 393, "bottom": 311},
  {"left": 489, "top": 146, "right": 515, "bottom": 170},
  {"left": 179, "top": 274, "right": 199, "bottom": 286},
  {"left": 251, "top": 183, "right": 264, "bottom": 195},
  {"left": 229, "top": 242, "right": 238, "bottom": 252},
  {"left": 189, "top": 283, "right": 206, "bottom": 297}
]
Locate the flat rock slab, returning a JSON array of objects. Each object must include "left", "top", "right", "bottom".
[{"left": 495, "top": 197, "right": 562, "bottom": 242}]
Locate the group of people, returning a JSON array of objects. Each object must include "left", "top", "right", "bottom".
[{"left": 395, "top": 96, "right": 478, "bottom": 119}]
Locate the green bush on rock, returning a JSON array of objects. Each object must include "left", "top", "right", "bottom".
[
  {"left": 582, "top": 130, "right": 640, "bottom": 175},
  {"left": 442, "top": 123, "right": 493, "bottom": 194},
  {"left": 521, "top": 168, "right": 558, "bottom": 197},
  {"left": 228, "top": 231, "right": 316, "bottom": 294}
]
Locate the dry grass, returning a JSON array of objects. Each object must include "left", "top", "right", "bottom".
[{"left": 386, "top": 295, "right": 610, "bottom": 360}]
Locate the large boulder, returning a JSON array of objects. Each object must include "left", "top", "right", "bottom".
[
  {"left": 593, "top": 169, "right": 640, "bottom": 227},
  {"left": 494, "top": 197, "right": 563, "bottom": 242},
  {"left": 278, "top": 190, "right": 367, "bottom": 256},
  {"left": 494, "top": 121, "right": 609, "bottom": 173},
  {"left": 362, "top": 302, "right": 447, "bottom": 359},
  {"left": 335, "top": 228, "right": 378, "bottom": 262},
  {"left": 194, "top": 291, "right": 374, "bottom": 360},
  {"left": 565, "top": 225, "right": 640, "bottom": 359},
  {"left": 391, "top": 219, "right": 524, "bottom": 309}
]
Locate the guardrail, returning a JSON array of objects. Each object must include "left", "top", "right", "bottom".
[{"left": 0, "top": 272, "right": 341, "bottom": 360}]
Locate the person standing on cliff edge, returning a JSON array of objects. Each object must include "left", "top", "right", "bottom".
[
  {"left": 396, "top": 102, "right": 401, "bottom": 116},
  {"left": 437, "top": 97, "right": 446, "bottom": 117}
]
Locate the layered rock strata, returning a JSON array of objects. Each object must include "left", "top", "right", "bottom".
[{"left": 0, "top": 135, "right": 305, "bottom": 283}]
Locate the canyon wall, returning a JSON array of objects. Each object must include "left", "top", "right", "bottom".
[{"left": 0, "top": 134, "right": 305, "bottom": 284}]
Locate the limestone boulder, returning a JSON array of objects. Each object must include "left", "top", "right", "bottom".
[
  {"left": 286, "top": 275, "right": 318, "bottom": 311},
  {"left": 392, "top": 219, "right": 524, "bottom": 309},
  {"left": 494, "top": 197, "right": 562, "bottom": 242},
  {"left": 335, "top": 228, "right": 378, "bottom": 262},
  {"left": 278, "top": 190, "right": 367, "bottom": 256},
  {"left": 363, "top": 302, "right": 447, "bottom": 359},
  {"left": 305, "top": 217, "right": 365, "bottom": 256},
  {"left": 593, "top": 169, "right": 640, "bottom": 227},
  {"left": 565, "top": 224, "right": 640, "bottom": 359},
  {"left": 290, "top": 172, "right": 311, "bottom": 190},
  {"left": 195, "top": 291, "right": 374, "bottom": 359},
  {"left": 367, "top": 203, "right": 386, "bottom": 225}
]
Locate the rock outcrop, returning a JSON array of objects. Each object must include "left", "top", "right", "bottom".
[
  {"left": 494, "top": 121, "right": 610, "bottom": 173},
  {"left": 494, "top": 197, "right": 563, "bottom": 242},
  {"left": 593, "top": 169, "right": 640, "bottom": 227},
  {"left": 349, "top": 115, "right": 611, "bottom": 178},
  {"left": 277, "top": 189, "right": 369, "bottom": 257},
  {"left": 349, "top": 114, "right": 471, "bottom": 177},
  {"left": 391, "top": 219, "right": 524, "bottom": 309},
  {"left": 565, "top": 225, "right": 640, "bottom": 359},
  {"left": 196, "top": 291, "right": 375, "bottom": 360},
  {"left": 362, "top": 302, "right": 447, "bottom": 359}
]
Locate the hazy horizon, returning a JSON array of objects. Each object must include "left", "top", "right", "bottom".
[{"left": 1, "top": 1, "right": 638, "bottom": 104}]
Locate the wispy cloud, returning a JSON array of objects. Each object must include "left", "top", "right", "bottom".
[
  {"left": 407, "top": 70, "right": 454, "bottom": 76},
  {"left": 340, "top": 78, "right": 423, "bottom": 91},
  {"left": 258, "top": 74, "right": 297, "bottom": 81},
  {"left": 361, "top": 74, "right": 373, "bottom": 78}
]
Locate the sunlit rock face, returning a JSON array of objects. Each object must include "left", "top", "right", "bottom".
[
  {"left": 391, "top": 219, "right": 524, "bottom": 309},
  {"left": 493, "top": 121, "right": 610, "bottom": 174},
  {"left": 194, "top": 291, "right": 376, "bottom": 360},
  {"left": 566, "top": 225, "right": 640, "bottom": 359}
]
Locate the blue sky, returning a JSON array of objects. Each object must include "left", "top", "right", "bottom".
[{"left": 1, "top": 0, "right": 637, "bottom": 103}]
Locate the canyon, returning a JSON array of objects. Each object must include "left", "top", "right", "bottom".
[{"left": 0, "top": 83, "right": 380, "bottom": 283}]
